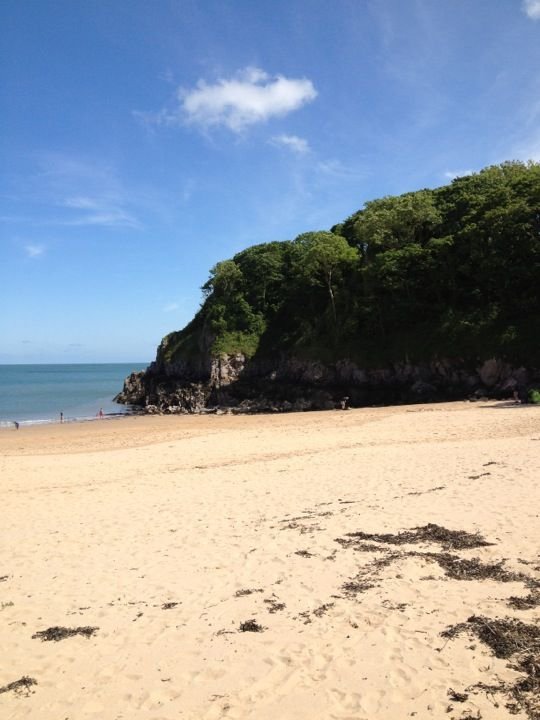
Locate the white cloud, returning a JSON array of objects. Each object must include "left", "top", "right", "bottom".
[
  {"left": 523, "top": 0, "right": 540, "bottom": 19},
  {"left": 270, "top": 134, "right": 310, "bottom": 154},
  {"left": 25, "top": 244, "right": 44, "bottom": 258},
  {"left": 180, "top": 67, "right": 317, "bottom": 132},
  {"left": 443, "top": 169, "right": 473, "bottom": 180}
]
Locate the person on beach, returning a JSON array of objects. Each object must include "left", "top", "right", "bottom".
[
  {"left": 13, "top": 421, "right": 19, "bottom": 430},
  {"left": 60, "top": 412, "right": 64, "bottom": 423},
  {"left": 98, "top": 408, "right": 104, "bottom": 419}
]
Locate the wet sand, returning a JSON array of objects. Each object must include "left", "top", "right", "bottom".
[{"left": 1, "top": 401, "right": 539, "bottom": 719}]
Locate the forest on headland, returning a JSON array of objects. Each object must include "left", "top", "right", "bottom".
[{"left": 161, "top": 161, "right": 540, "bottom": 370}]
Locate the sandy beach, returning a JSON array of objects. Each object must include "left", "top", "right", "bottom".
[{"left": 1, "top": 401, "right": 539, "bottom": 719}]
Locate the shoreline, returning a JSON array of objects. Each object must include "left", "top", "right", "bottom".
[
  {"left": 1, "top": 393, "right": 528, "bottom": 429},
  {"left": 1, "top": 399, "right": 535, "bottom": 456},
  {"left": 0, "top": 409, "right": 136, "bottom": 431}
]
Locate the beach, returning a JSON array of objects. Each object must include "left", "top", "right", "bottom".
[{"left": 1, "top": 401, "right": 539, "bottom": 719}]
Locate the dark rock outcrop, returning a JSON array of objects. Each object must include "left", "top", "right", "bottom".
[{"left": 115, "top": 353, "right": 539, "bottom": 414}]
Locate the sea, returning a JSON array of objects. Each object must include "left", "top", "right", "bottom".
[{"left": 0, "top": 363, "right": 148, "bottom": 428}]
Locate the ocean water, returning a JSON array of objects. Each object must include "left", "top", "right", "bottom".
[{"left": 0, "top": 363, "right": 148, "bottom": 427}]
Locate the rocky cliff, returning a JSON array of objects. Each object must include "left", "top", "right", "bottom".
[
  {"left": 116, "top": 162, "right": 540, "bottom": 414},
  {"left": 115, "top": 354, "right": 537, "bottom": 414}
]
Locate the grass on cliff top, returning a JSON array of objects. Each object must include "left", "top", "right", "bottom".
[
  {"left": 211, "top": 331, "right": 260, "bottom": 358},
  {"left": 160, "top": 314, "right": 261, "bottom": 364}
]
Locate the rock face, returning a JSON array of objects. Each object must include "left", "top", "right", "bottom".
[{"left": 115, "top": 352, "right": 539, "bottom": 414}]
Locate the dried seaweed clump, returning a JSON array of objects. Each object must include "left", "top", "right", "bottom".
[
  {"left": 344, "top": 524, "right": 493, "bottom": 550},
  {"left": 341, "top": 552, "right": 402, "bottom": 597},
  {"left": 442, "top": 615, "right": 540, "bottom": 658},
  {"left": 264, "top": 598, "right": 286, "bottom": 613},
  {"left": 447, "top": 688, "right": 468, "bottom": 702},
  {"left": 235, "top": 588, "right": 263, "bottom": 597},
  {"left": 427, "top": 554, "right": 528, "bottom": 583},
  {"left": 442, "top": 616, "right": 540, "bottom": 719},
  {"left": 508, "top": 592, "right": 540, "bottom": 610},
  {"left": 341, "top": 579, "right": 375, "bottom": 596},
  {"left": 239, "top": 619, "right": 264, "bottom": 632},
  {"left": 32, "top": 626, "right": 98, "bottom": 642},
  {"left": 466, "top": 616, "right": 540, "bottom": 659},
  {"left": 0, "top": 676, "right": 37, "bottom": 696},
  {"left": 313, "top": 602, "right": 334, "bottom": 618}
]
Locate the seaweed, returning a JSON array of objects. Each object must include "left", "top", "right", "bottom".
[
  {"left": 352, "top": 543, "right": 389, "bottom": 553},
  {"left": 313, "top": 602, "right": 335, "bottom": 618},
  {"left": 343, "top": 524, "right": 493, "bottom": 550},
  {"left": 341, "top": 579, "right": 375, "bottom": 596},
  {"left": 442, "top": 616, "right": 540, "bottom": 658},
  {"left": 342, "top": 551, "right": 403, "bottom": 597},
  {"left": 235, "top": 588, "right": 263, "bottom": 597},
  {"left": 508, "top": 592, "right": 540, "bottom": 610},
  {"left": 282, "top": 521, "right": 323, "bottom": 534},
  {"left": 443, "top": 616, "right": 540, "bottom": 719},
  {"left": 0, "top": 676, "right": 37, "bottom": 696},
  {"left": 32, "top": 626, "right": 98, "bottom": 642},
  {"left": 239, "top": 619, "right": 264, "bottom": 632},
  {"left": 466, "top": 616, "right": 540, "bottom": 659},
  {"left": 403, "top": 485, "right": 446, "bottom": 497},
  {"left": 424, "top": 554, "right": 528, "bottom": 583},
  {"left": 447, "top": 688, "right": 469, "bottom": 702},
  {"left": 264, "top": 597, "right": 286, "bottom": 613}
]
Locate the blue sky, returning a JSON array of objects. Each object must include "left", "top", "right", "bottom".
[{"left": 2, "top": 0, "right": 540, "bottom": 363}]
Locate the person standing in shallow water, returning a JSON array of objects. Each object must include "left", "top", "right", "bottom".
[
  {"left": 98, "top": 408, "right": 104, "bottom": 419},
  {"left": 60, "top": 412, "right": 63, "bottom": 423}
]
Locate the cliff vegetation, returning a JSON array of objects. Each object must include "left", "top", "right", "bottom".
[{"left": 161, "top": 161, "right": 540, "bottom": 369}]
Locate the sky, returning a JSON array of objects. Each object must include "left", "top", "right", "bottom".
[{"left": 1, "top": 0, "right": 540, "bottom": 363}]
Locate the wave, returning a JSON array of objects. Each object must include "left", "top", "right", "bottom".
[{"left": 0, "top": 411, "right": 132, "bottom": 429}]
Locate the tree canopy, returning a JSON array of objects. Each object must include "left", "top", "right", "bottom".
[{"left": 160, "top": 161, "right": 540, "bottom": 368}]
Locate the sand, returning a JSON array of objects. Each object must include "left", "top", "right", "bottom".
[{"left": 1, "top": 401, "right": 539, "bottom": 720}]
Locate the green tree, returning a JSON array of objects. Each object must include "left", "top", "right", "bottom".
[
  {"left": 202, "top": 259, "right": 244, "bottom": 299},
  {"left": 233, "top": 242, "right": 289, "bottom": 313},
  {"left": 293, "top": 231, "right": 358, "bottom": 325},
  {"left": 352, "top": 189, "right": 441, "bottom": 263}
]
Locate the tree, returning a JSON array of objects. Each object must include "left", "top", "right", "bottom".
[
  {"left": 202, "top": 260, "right": 244, "bottom": 299},
  {"left": 293, "top": 231, "right": 358, "bottom": 325},
  {"left": 352, "top": 189, "right": 441, "bottom": 262},
  {"left": 233, "top": 242, "right": 288, "bottom": 312}
]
